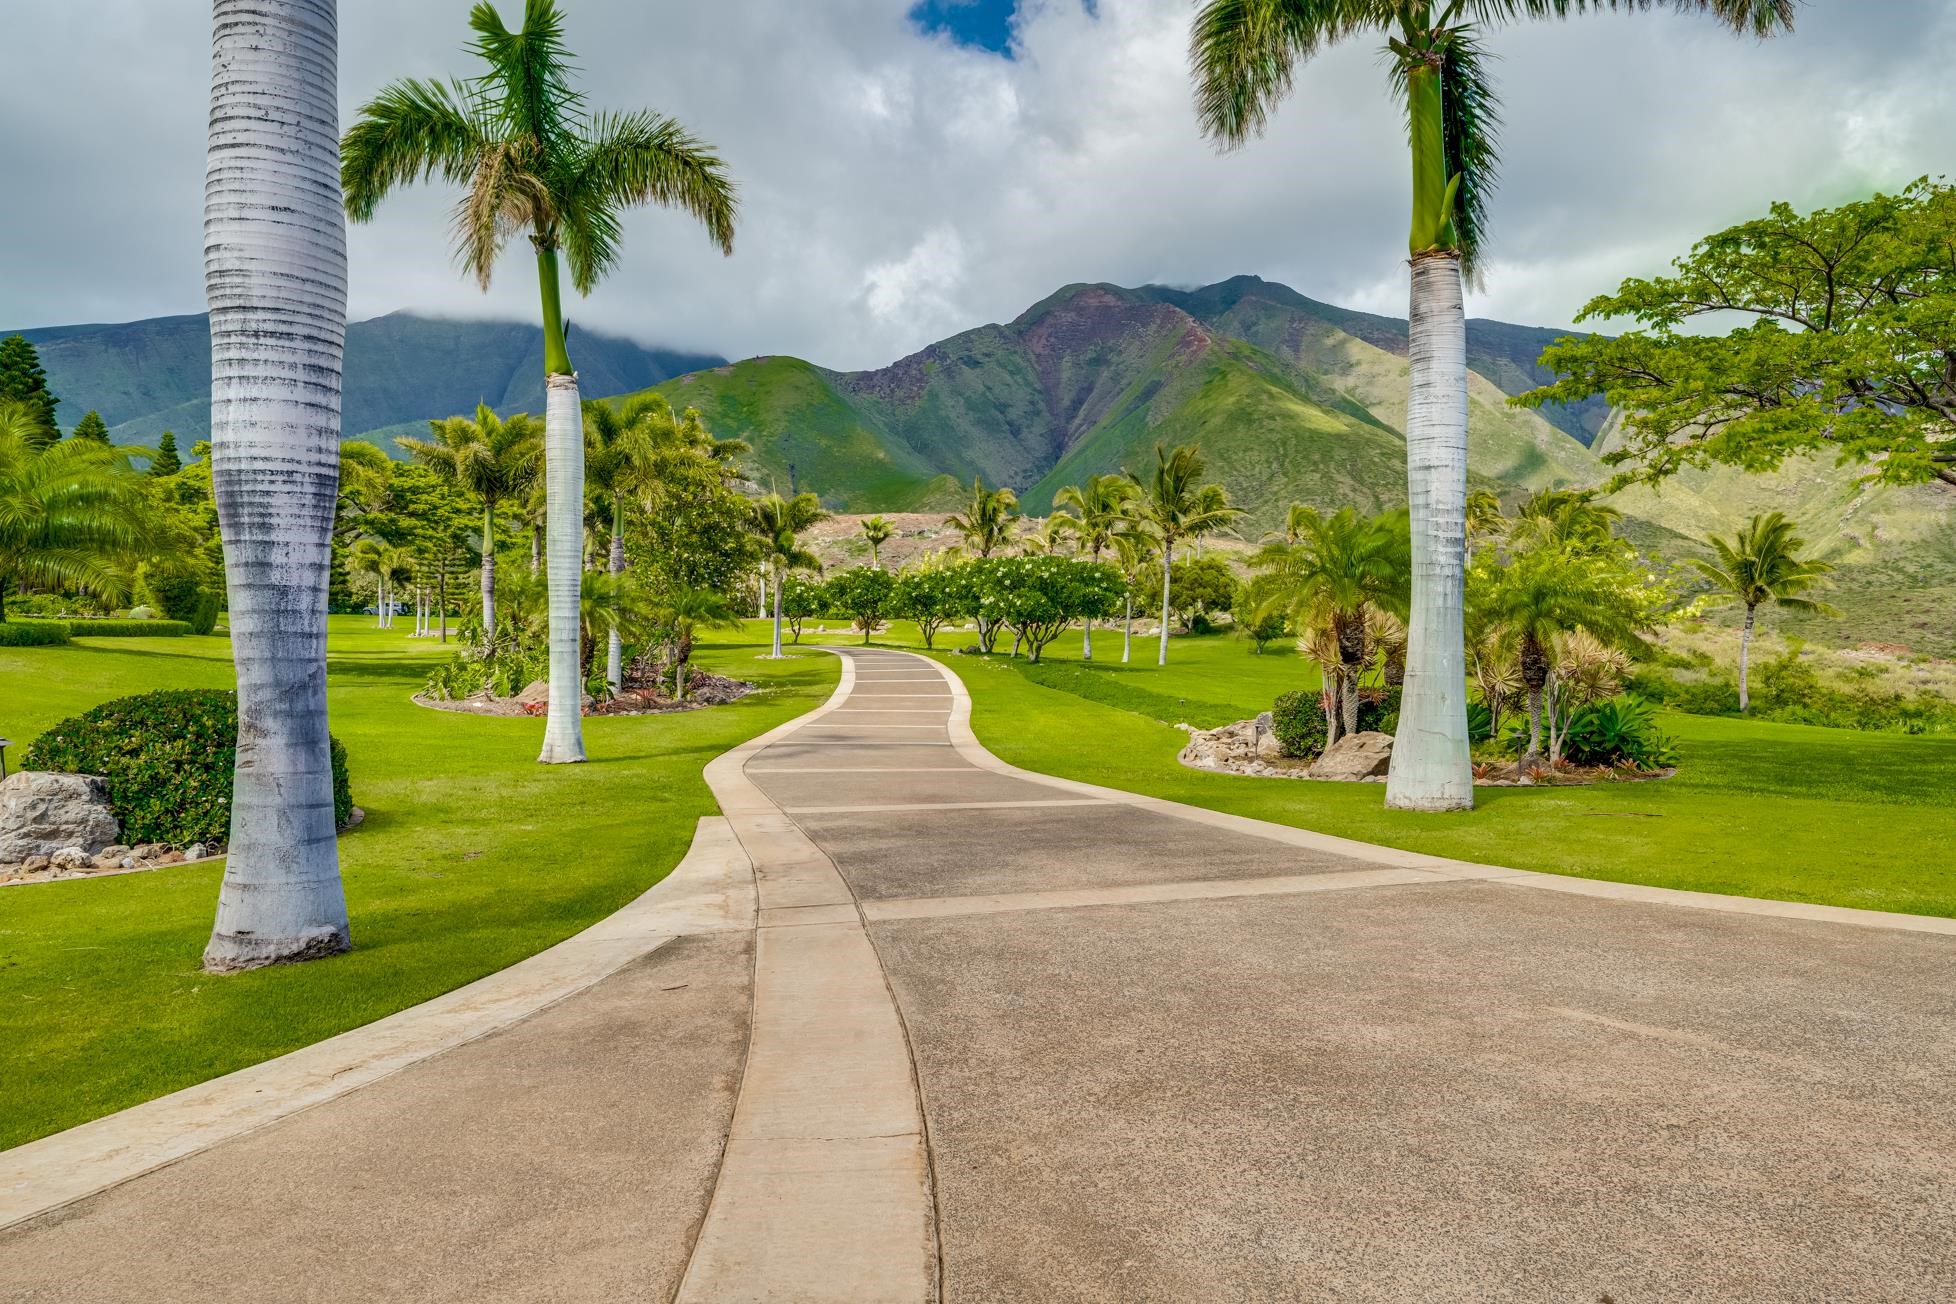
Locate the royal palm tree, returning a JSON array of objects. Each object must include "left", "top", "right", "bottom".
[
  {"left": 0, "top": 407, "right": 149, "bottom": 620},
  {"left": 398, "top": 404, "right": 541, "bottom": 645},
  {"left": 584, "top": 393, "right": 675, "bottom": 692},
  {"left": 1191, "top": 0, "right": 1794, "bottom": 812},
  {"left": 1252, "top": 506, "right": 1410, "bottom": 742},
  {"left": 861, "top": 515, "right": 895, "bottom": 569},
  {"left": 1052, "top": 473, "right": 1140, "bottom": 660},
  {"left": 1110, "top": 530, "right": 1157, "bottom": 664},
  {"left": 202, "top": 0, "right": 352, "bottom": 972},
  {"left": 946, "top": 476, "right": 1020, "bottom": 558},
  {"left": 1131, "top": 444, "right": 1242, "bottom": 667},
  {"left": 747, "top": 491, "right": 827, "bottom": 657},
  {"left": 343, "top": 0, "right": 737, "bottom": 765},
  {"left": 1693, "top": 512, "right": 1837, "bottom": 711}
]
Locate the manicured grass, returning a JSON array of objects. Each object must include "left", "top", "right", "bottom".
[
  {"left": 844, "top": 623, "right": 1956, "bottom": 920},
  {"left": 0, "top": 618, "right": 837, "bottom": 1150}
]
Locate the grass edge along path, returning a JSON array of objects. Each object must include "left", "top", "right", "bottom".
[
  {"left": 804, "top": 623, "right": 1955, "bottom": 921},
  {"left": 0, "top": 619, "right": 837, "bottom": 1151}
]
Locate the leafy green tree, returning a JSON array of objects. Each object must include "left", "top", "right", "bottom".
[
  {"left": 1130, "top": 443, "right": 1241, "bottom": 666},
  {"left": 1692, "top": 512, "right": 1837, "bottom": 712},
  {"left": 625, "top": 444, "right": 754, "bottom": 603},
  {"left": 71, "top": 410, "right": 110, "bottom": 445},
  {"left": 1233, "top": 572, "right": 1291, "bottom": 653},
  {"left": 1507, "top": 488, "right": 1620, "bottom": 557},
  {"left": 1523, "top": 181, "right": 1956, "bottom": 489},
  {"left": 946, "top": 475, "right": 1019, "bottom": 558},
  {"left": 399, "top": 404, "right": 542, "bottom": 646},
  {"left": 747, "top": 491, "right": 827, "bottom": 657},
  {"left": 389, "top": 463, "right": 482, "bottom": 643},
  {"left": 1252, "top": 507, "right": 1409, "bottom": 740},
  {"left": 147, "top": 429, "right": 182, "bottom": 476},
  {"left": 0, "top": 336, "right": 59, "bottom": 445},
  {"left": 891, "top": 561, "right": 966, "bottom": 650},
  {"left": 861, "top": 515, "right": 894, "bottom": 569},
  {"left": 0, "top": 406, "right": 149, "bottom": 619},
  {"left": 824, "top": 566, "right": 897, "bottom": 644},
  {"left": 1191, "top": 0, "right": 1793, "bottom": 813},
  {"left": 778, "top": 573, "right": 827, "bottom": 643},
  {"left": 1051, "top": 473, "right": 1139, "bottom": 660},
  {"left": 975, "top": 556, "right": 1125, "bottom": 663},
  {"left": 343, "top": 0, "right": 737, "bottom": 765}
]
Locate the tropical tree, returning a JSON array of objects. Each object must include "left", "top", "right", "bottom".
[
  {"left": 891, "top": 560, "right": 965, "bottom": 650},
  {"left": 201, "top": 0, "right": 352, "bottom": 973},
  {"left": 1692, "top": 512, "right": 1837, "bottom": 711},
  {"left": 1509, "top": 488, "right": 1622, "bottom": 557},
  {"left": 1251, "top": 506, "right": 1410, "bottom": 742},
  {"left": 747, "top": 491, "right": 826, "bottom": 657},
  {"left": 1131, "top": 443, "right": 1241, "bottom": 666},
  {"left": 824, "top": 566, "right": 897, "bottom": 644},
  {"left": 946, "top": 475, "right": 1020, "bottom": 558},
  {"left": 343, "top": 0, "right": 738, "bottom": 765},
  {"left": 585, "top": 393, "right": 677, "bottom": 692},
  {"left": 0, "top": 336, "right": 60, "bottom": 445},
  {"left": 1109, "top": 529, "right": 1157, "bottom": 664},
  {"left": 1051, "top": 473, "right": 1139, "bottom": 659},
  {"left": 861, "top": 515, "right": 894, "bottom": 569},
  {"left": 1190, "top": 0, "right": 1794, "bottom": 812},
  {"left": 0, "top": 406, "right": 150, "bottom": 619},
  {"left": 398, "top": 403, "right": 541, "bottom": 646},
  {"left": 149, "top": 430, "right": 183, "bottom": 477},
  {"left": 659, "top": 585, "right": 740, "bottom": 700}
]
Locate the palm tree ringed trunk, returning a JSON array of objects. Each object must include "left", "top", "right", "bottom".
[
  {"left": 1738, "top": 602, "right": 1756, "bottom": 712},
  {"left": 605, "top": 501, "right": 625, "bottom": 695},
  {"left": 1122, "top": 591, "right": 1133, "bottom": 663},
  {"left": 1156, "top": 543, "right": 1173, "bottom": 667},
  {"left": 536, "top": 241, "right": 587, "bottom": 764},
  {"left": 770, "top": 557, "right": 785, "bottom": 657},
  {"left": 201, "top": 0, "right": 351, "bottom": 973},
  {"left": 481, "top": 500, "right": 497, "bottom": 645}
]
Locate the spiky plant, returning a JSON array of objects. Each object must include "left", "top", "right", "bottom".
[
  {"left": 0, "top": 406, "right": 149, "bottom": 620},
  {"left": 342, "top": 0, "right": 737, "bottom": 764},
  {"left": 946, "top": 476, "right": 1021, "bottom": 559}
]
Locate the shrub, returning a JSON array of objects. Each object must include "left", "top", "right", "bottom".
[
  {"left": 0, "top": 620, "right": 71, "bottom": 647},
  {"left": 424, "top": 644, "right": 546, "bottom": 700},
  {"left": 147, "top": 572, "right": 223, "bottom": 635},
  {"left": 1356, "top": 686, "right": 1402, "bottom": 735},
  {"left": 64, "top": 618, "right": 191, "bottom": 638},
  {"left": 1272, "top": 689, "right": 1328, "bottom": 759},
  {"left": 22, "top": 689, "right": 354, "bottom": 845},
  {"left": 1561, "top": 696, "right": 1679, "bottom": 770}
]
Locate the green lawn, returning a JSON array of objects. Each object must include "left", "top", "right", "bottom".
[
  {"left": 0, "top": 617, "right": 836, "bottom": 1150},
  {"left": 837, "top": 622, "right": 1956, "bottom": 920}
]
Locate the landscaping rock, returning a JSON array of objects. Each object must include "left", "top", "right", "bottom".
[
  {"left": 49, "top": 847, "right": 89, "bottom": 870},
  {"left": 184, "top": 842, "right": 207, "bottom": 861},
  {"left": 1179, "top": 719, "right": 1262, "bottom": 770},
  {"left": 0, "top": 772, "right": 120, "bottom": 864},
  {"left": 132, "top": 843, "right": 169, "bottom": 861},
  {"left": 1307, "top": 731, "right": 1395, "bottom": 781},
  {"left": 514, "top": 679, "right": 550, "bottom": 707},
  {"left": 20, "top": 854, "right": 50, "bottom": 874},
  {"left": 1253, "top": 711, "right": 1282, "bottom": 761}
]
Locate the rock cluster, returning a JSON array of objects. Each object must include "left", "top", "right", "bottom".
[
  {"left": 0, "top": 772, "right": 216, "bottom": 885},
  {"left": 1177, "top": 719, "right": 1396, "bottom": 783}
]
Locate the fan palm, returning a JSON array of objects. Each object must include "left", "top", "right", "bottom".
[
  {"left": 0, "top": 410, "right": 150, "bottom": 620},
  {"left": 861, "top": 515, "right": 895, "bottom": 570},
  {"left": 1130, "top": 444, "right": 1242, "bottom": 666},
  {"left": 343, "top": 0, "right": 737, "bottom": 765},
  {"left": 398, "top": 403, "right": 542, "bottom": 644},
  {"left": 747, "top": 491, "right": 827, "bottom": 657},
  {"left": 202, "top": 0, "right": 351, "bottom": 972},
  {"left": 1251, "top": 506, "right": 1410, "bottom": 741},
  {"left": 1191, "top": 0, "right": 1794, "bottom": 812},
  {"left": 946, "top": 476, "right": 1020, "bottom": 559},
  {"left": 1692, "top": 512, "right": 1837, "bottom": 711}
]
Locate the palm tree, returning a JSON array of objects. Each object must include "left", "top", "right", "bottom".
[
  {"left": 1480, "top": 544, "right": 1648, "bottom": 774},
  {"left": 861, "top": 515, "right": 894, "bottom": 569},
  {"left": 1510, "top": 487, "right": 1622, "bottom": 557},
  {"left": 1053, "top": 473, "right": 1140, "bottom": 660},
  {"left": 202, "top": 0, "right": 352, "bottom": 973},
  {"left": 660, "top": 585, "right": 740, "bottom": 701},
  {"left": 584, "top": 393, "right": 677, "bottom": 692},
  {"left": 1110, "top": 530, "right": 1156, "bottom": 664},
  {"left": 1190, "top": 0, "right": 1794, "bottom": 812},
  {"left": 398, "top": 404, "right": 541, "bottom": 647},
  {"left": 1693, "top": 512, "right": 1837, "bottom": 711},
  {"left": 946, "top": 475, "right": 1020, "bottom": 558},
  {"left": 1251, "top": 506, "right": 1409, "bottom": 742},
  {"left": 747, "top": 491, "right": 827, "bottom": 657},
  {"left": 0, "top": 408, "right": 150, "bottom": 620},
  {"left": 1131, "top": 444, "right": 1242, "bottom": 667},
  {"left": 343, "top": 0, "right": 737, "bottom": 766}
]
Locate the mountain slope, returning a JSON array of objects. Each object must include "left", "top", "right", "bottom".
[{"left": 5, "top": 311, "right": 723, "bottom": 452}]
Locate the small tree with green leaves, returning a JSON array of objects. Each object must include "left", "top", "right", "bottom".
[
  {"left": 148, "top": 430, "right": 182, "bottom": 476},
  {"left": 71, "top": 410, "right": 110, "bottom": 445},
  {"left": 892, "top": 561, "right": 967, "bottom": 650},
  {"left": 861, "top": 515, "right": 894, "bottom": 569},
  {"left": 0, "top": 336, "right": 59, "bottom": 446},
  {"left": 1131, "top": 443, "right": 1241, "bottom": 665},
  {"left": 1692, "top": 512, "right": 1837, "bottom": 711},
  {"left": 973, "top": 556, "right": 1125, "bottom": 663},
  {"left": 824, "top": 566, "right": 896, "bottom": 644},
  {"left": 778, "top": 574, "right": 826, "bottom": 643}
]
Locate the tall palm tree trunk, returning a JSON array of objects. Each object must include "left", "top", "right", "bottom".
[
  {"left": 757, "top": 563, "right": 767, "bottom": 620},
  {"left": 480, "top": 502, "right": 497, "bottom": 644},
  {"left": 1343, "top": 664, "right": 1360, "bottom": 738},
  {"left": 1738, "top": 603, "right": 1756, "bottom": 712},
  {"left": 1156, "top": 546, "right": 1174, "bottom": 667},
  {"left": 539, "top": 369, "right": 585, "bottom": 762},
  {"left": 202, "top": 0, "right": 351, "bottom": 973},
  {"left": 604, "top": 502, "right": 625, "bottom": 695},
  {"left": 1386, "top": 253, "right": 1474, "bottom": 811},
  {"left": 770, "top": 560, "right": 785, "bottom": 657},
  {"left": 1122, "top": 593, "right": 1133, "bottom": 663}
]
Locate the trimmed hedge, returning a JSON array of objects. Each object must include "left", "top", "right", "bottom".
[
  {"left": 65, "top": 619, "right": 191, "bottom": 638},
  {"left": 147, "top": 573, "right": 223, "bottom": 635},
  {"left": 22, "top": 689, "right": 353, "bottom": 846},
  {"left": 0, "top": 620, "right": 71, "bottom": 647}
]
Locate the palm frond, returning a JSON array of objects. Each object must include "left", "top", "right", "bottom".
[
  {"left": 468, "top": 0, "right": 585, "bottom": 144},
  {"left": 1189, "top": 0, "right": 1365, "bottom": 148},
  {"left": 341, "top": 78, "right": 487, "bottom": 222},
  {"left": 1459, "top": 1, "right": 1793, "bottom": 39}
]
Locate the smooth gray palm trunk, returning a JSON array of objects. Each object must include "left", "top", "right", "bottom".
[
  {"left": 1157, "top": 548, "right": 1173, "bottom": 666},
  {"left": 538, "top": 372, "right": 586, "bottom": 763},
  {"left": 605, "top": 529, "right": 624, "bottom": 695},
  {"left": 1739, "top": 605, "right": 1756, "bottom": 712},
  {"left": 1122, "top": 594, "right": 1133, "bottom": 663},
  {"left": 770, "top": 561, "right": 785, "bottom": 657},
  {"left": 1386, "top": 254, "right": 1474, "bottom": 812},
  {"left": 481, "top": 503, "right": 497, "bottom": 644},
  {"left": 201, "top": 0, "right": 351, "bottom": 972}
]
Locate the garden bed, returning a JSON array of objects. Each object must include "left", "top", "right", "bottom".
[
  {"left": 1177, "top": 718, "right": 1674, "bottom": 787},
  {"left": 415, "top": 670, "right": 756, "bottom": 718}
]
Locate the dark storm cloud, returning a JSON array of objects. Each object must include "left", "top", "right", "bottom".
[{"left": 3, "top": 0, "right": 1952, "bottom": 369}]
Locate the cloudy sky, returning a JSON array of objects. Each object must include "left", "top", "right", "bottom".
[{"left": 4, "top": 0, "right": 1953, "bottom": 370}]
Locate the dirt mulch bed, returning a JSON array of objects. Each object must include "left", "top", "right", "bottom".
[{"left": 414, "top": 670, "right": 756, "bottom": 718}]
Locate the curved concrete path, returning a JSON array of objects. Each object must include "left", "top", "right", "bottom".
[{"left": 3, "top": 646, "right": 1953, "bottom": 1302}]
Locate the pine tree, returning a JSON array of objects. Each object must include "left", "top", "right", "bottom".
[
  {"left": 0, "top": 335, "right": 60, "bottom": 445},
  {"left": 149, "top": 429, "right": 182, "bottom": 476},
  {"left": 72, "top": 410, "right": 111, "bottom": 445}
]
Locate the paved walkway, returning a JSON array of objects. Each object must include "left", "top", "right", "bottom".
[{"left": 3, "top": 647, "right": 1953, "bottom": 1301}]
